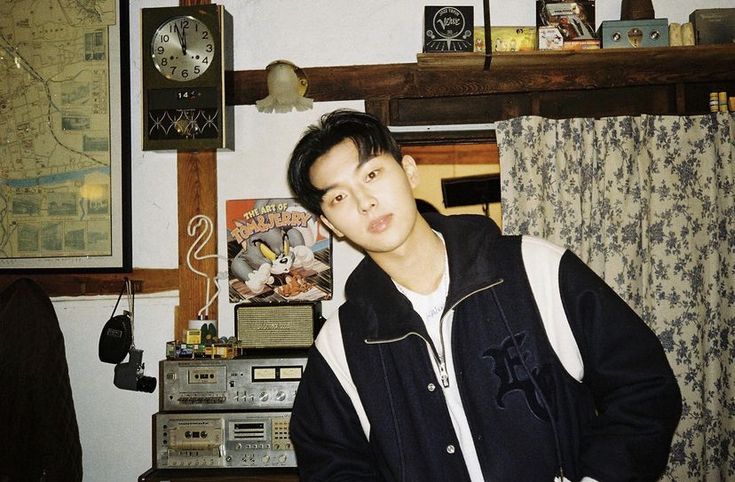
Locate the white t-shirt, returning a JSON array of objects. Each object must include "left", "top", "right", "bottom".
[{"left": 394, "top": 235, "right": 485, "bottom": 482}]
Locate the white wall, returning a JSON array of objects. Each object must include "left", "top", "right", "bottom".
[{"left": 53, "top": 0, "right": 731, "bottom": 480}]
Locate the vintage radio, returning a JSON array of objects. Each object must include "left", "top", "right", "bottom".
[
  {"left": 689, "top": 9, "right": 735, "bottom": 45},
  {"left": 154, "top": 411, "right": 296, "bottom": 469},
  {"left": 599, "top": 19, "right": 669, "bottom": 48},
  {"left": 234, "top": 301, "right": 323, "bottom": 349},
  {"left": 160, "top": 353, "right": 307, "bottom": 411}
]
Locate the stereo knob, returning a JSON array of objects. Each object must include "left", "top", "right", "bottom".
[
  {"left": 279, "top": 454, "right": 288, "bottom": 464},
  {"left": 275, "top": 390, "right": 286, "bottom": 401},
  {"left": 259, "top": 392, "right": 269, "bottom": 402},
  {"left": 262, "top": 454, "right": 271, "bottom": 464}
]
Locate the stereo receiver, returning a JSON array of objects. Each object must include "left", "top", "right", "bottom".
[
  {"left": 160, "top": 353, "right": 307, "bottom": 411},
  {"left": 154, "top": 411, "right": 296, "bottom": 469}
]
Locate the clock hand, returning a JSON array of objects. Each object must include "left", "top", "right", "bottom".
[
  {"left": 173, "top": 24, "right": 184, "bottom": 51},
  {"left": 180, "top": 23, "right": 188, "bottom": 56}
]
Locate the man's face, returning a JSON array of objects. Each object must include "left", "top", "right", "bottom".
[{"left": 310, "top": 139, "right": 420, "bottom": 256}]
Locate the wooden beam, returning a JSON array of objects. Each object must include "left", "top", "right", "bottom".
[
  {"left": 0, "top": 268, "right": 179, "bottom": 297},
  {"left": 403, "top": 143, "right": 499, "bottom": 165},
  {"left": 227, "top": 63, "right": 416, "bottom": 105},
  {"left": 227, "top": 45, "right": 735, "bottom": 105}
]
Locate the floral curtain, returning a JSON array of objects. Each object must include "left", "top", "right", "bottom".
[{"left": 496, "top": 113, "right": 735, "bottom": 481}]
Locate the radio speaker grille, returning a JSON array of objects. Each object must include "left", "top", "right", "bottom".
[{"left": 235, "top": 303, "right": 321, "bottom": 349}]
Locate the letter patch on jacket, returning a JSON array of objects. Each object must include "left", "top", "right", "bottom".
[{"left": 483, "top": 332, "right": 552, "bottom": 421}]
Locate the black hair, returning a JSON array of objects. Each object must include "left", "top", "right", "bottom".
[{"left": 287, "top": 109, "right": 402, "bottom": 215}]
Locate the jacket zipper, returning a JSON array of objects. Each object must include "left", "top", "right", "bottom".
[
  {"left": 365, "top": 331, "right": 449, "bottom": 385},
  {"left": 366, "top": 278, "right": 505, "bottom": 389}
]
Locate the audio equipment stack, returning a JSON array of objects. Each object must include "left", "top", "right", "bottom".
[{"left": 151, "top": 302, "right": 324, "bottom": 473}]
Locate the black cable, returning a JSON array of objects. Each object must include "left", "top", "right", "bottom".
[{"left": 109, "top": 277, "right": 128, "bottom": 319}]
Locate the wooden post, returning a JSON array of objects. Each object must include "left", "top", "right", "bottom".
[
  {"left": 176, "top": 150, "right": 218, "bottom": 340},
  {"left": 175, "top": 0, "right": 216, "bottom": 341}
]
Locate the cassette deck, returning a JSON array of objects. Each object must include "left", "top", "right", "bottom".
[
  {"left": 154, "top": 411, "right": 296, "bottom": 469},
  {"left": 160, "top": 353, "right": 307, "bottom": 411}
]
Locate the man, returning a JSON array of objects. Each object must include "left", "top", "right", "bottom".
[{"left": 287, "top": 109, "right": 681, "bottom": 481}]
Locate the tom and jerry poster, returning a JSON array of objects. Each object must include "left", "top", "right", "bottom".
[{"left": 226, "top": 198, "right": 332, "bottom": 303}]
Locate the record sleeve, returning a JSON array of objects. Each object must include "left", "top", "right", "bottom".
[{"left": 226, "top": 198, "right": 333, "bottom": 303}]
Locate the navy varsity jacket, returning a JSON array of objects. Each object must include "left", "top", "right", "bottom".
[{"left": 290, "top": 213, "right": 681, "bottom": 482}]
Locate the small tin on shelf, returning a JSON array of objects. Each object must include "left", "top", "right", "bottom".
[{"left": 599, "top": 18, "right": 669, "bottom": 48}]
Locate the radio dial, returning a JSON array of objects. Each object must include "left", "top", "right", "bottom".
[
  {"left": 262, "top": 454, "right": 271, "bottom": 463},
  {"left": 279, "top": 454, "right": 288, "bottom": 463},
  {"left": 275, "top": 390, "right": 286, "bottom": 401},
  {"left": 259, "top": 392, "right": 269, "bottom": 402}
]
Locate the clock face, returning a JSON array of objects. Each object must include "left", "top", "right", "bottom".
[{"left": 151, "top": 15, "right": 214, "bottom": 82}]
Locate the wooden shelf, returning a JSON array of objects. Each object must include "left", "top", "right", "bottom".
[
  {"left": 228, "top": 44, "right": 735, "bottom": 105},
  {"left": 417, "top": 44, "right": 735, "bottom": 71},
  {"left": 375, "top": 45, "right": 735, "bottom": 142},
  {"left": 415, "top": 45, "right": 735, "bottom": 93}
]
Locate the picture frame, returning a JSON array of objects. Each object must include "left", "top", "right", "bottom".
[{"left": 0, "top": 0, "right": 131, "bottom": 272}]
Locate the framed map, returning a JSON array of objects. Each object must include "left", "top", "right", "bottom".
[{"left": 0, "top": 0, "right": 131, "bottom": 271}]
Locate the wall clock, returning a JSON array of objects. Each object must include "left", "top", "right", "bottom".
[{"left": 141, "top": 4, "right": 233, "bottom": 151}]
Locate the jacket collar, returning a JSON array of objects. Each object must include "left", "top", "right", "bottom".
[{"left": 344, "top": 213, "right": 504, "bottom": 342}]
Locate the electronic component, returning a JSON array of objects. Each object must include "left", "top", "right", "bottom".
[
  {"left": 154, "top": 411, "right": 295, "bottom": 468},
  {"left": 160, "top": 354, "right": 307, "bottom": 411}
]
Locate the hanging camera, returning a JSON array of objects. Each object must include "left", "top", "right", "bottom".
[
  {"left": 114, "top": 347, "right": 157, "bottom": 393},
  {"left": 98, "top": 278, "right": 157, "bottom": 393}
]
